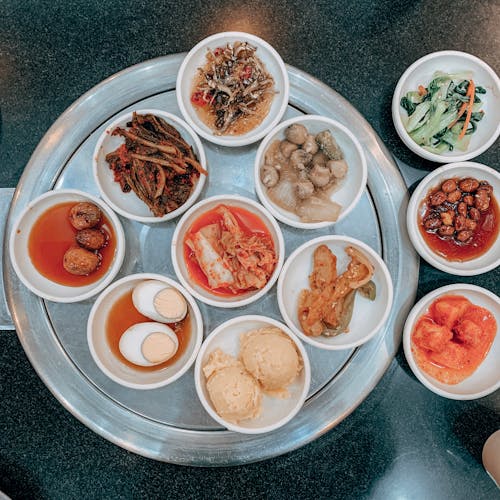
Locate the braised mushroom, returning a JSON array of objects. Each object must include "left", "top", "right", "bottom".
[
  {"left": 285, "top": 124, "right": 308, "bottom": 145},
  {"left": 296, "top": 180, "right": 315, "bottom": 199},
  {"left": 260, "top": 164, "right": 280, "bottom": 188},
  {"left": 290, "top": 149, "right": 312, "bottom": 170},
  {"left": 308, "top": 164, "right": 331, "bottom": 188}
]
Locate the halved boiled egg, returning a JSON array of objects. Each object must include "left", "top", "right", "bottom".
[
  {"left": 132, "top": 280, "right": 188, "bottom": 323},
  {"left": 119, "top": 322, "right": 179, "bottom": 367}
]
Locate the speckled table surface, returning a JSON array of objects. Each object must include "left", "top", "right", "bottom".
[{"left": 1, "top": 1, "right": 499, "bottom": 498}]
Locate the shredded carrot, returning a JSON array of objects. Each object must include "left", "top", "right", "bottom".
[
  {"left": 418, "top": 85, "right": 427, "bottom": 96},
  {"left": 448, "top": 101, "right": 468, "bottom": 129},
  {"left": 458, "top": 80, "right": 475, "bottom": 140}
]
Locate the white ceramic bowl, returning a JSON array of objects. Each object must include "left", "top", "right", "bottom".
[
  {"left": 87, "top": 273, "right": 203, "bottom": 390},
  {"left": 194, "top": 315, "right": 310, "bottom": 434},
  {"left": 392, "top": 50, "right": 500, "bottom": 163},
  {"left": 407, "top": 162, "right": 500, "bottom": 276},
  {"left": 254, "top": 115, "right": 368, "bottom": 229},
  {"left": 172, "top": 195, "right": 285, "bottom": 308},
  {"left": 93, "top": 109, "right": 207, "bottom": 223},
  {"left": 9, "top": 189, "right": 125, "bottom": 303},
  {"left": 403, "top": 284, "right": 500, "bottom": 400},
  {"left": 176, "top": 31, "right": 289, "bottom": 147},
  {"left": 278, "top": 235, "right": 393, "bottom": 350}
]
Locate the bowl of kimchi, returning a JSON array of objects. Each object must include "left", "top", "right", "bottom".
[
  {"left": 171, "top": 194, "right": 285, "bottom": 308},
  {"left": 403, "top": 284, "right": 500, "bottom": 400}
]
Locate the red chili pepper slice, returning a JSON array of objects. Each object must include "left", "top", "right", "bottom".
[
  {"left": 241, "top": 65, "right": 252, "bottom": 80},
  {"left": 191, "top": 91, "right": 209, "bottom": 107}
]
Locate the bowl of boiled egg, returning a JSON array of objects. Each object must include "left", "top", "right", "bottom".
[{"left": 87, "top": 273, "right": 203, "bottom": 390}]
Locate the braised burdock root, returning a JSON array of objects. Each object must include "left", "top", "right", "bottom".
[{"left": 104, "top": 113, "right": 207, "bottom": 217}]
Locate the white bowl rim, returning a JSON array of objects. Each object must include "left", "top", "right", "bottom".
[
  {"left": 277, "top": 234, "right": 394, "bottom": 350},
  {"left": 392, "top": 50, "right": 500, "bottom": 163},
  {"left": 194, "top": 314, "right": 311, "bottom": 434},
  {"left": 402, "top": 283, "right": 500, "bottom": 400},
  {"left": 87, "top": 272, "right": 204, "bottom": 390},
  {"left": 92, "top": 108, "right": 207, "bottom": 223},
  {"left": 176, "top": 31, "right": 290, "bottom": 147},
  {"left": 171, "top": 194, "right": 285, "bottom": 308},
  {"left": 254, "top": 114, "right": 368, "bottom": 229},
  {"left": 406, "top": 161, "right": 500, "bottom": 276},
  {"left": 9, "top": 188, "right": 126, "bottom": 303}
]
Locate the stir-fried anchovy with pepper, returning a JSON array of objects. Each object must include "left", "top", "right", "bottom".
[
  {"left": 193, "top": 42, "right": 275, "bottom": 133},
  {"left": 104, "top": 113, "right": 207, "bottom": 217}
]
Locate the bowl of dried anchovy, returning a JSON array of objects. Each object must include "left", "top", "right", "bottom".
[{"left": 176, "top": 31, "right": 289, "bottom": 147}]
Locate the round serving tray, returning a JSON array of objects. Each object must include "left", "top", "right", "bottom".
[{"left": 4, "top": 54, "right": 418, "bottom": 466}]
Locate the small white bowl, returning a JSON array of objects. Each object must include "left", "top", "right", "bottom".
[
  {"left": 254, "top": 115, "right": 368, "bottom": 229},
  {"left": 93, "top": 109, "right": 207, "bottom": 223},
  {"left": 277, "top": 235, "right": 393, "bottom": 350},
  {"left": 9, "top": 189, "right": 125, "bottom": 303},
  {"left": 87, "top": 273, "right": 203, "bottom": 390},
  {"left": 392, "top": 50, "right": 500, "bottom": 163},
  {"left": 194, "top": 315, "right": 310, "bottom": 434},
  {"left": 403, "top": 284, "right": 500, "bottom": 400},
  {"left": 172, "top": 195, "right": 285, "bottom": 308},
  {"left": 176, "top": 31, "right": 289, "bottom": 147},
  {"left": 407, "top": 162, "right": 500, "bottom": 276}
]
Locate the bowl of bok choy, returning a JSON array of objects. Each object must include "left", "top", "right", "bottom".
[{"left": 392, "top": 51, "right": 500, "bottom": 163}]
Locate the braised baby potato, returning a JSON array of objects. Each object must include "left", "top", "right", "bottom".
[{"left": 69, "top": 202, "right": 102, "bottom": 230}]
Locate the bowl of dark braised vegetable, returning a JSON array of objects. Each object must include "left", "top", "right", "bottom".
[
  {"left": 9, "top": 189, "right": 125, "bottom": 303},
  {"left": 176, "top": 31, "right": 289, "bottom": 147},
  {"left": 407, "top": 162, "right": 500, "bottom": 275},
  {"left": 93, "top": 110, "right": 208, "bottom": 223},
  {"left": 254, "top": 115, "right": 367, "bottom": 229}
]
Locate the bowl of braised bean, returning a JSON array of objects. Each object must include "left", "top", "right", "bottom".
[{"left": 407, "top": 162, "right": 500, "bottom": 275}]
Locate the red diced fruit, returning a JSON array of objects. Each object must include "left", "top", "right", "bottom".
[
  {"left": 461, "top": 305, "right": 497, "bottom": 336},
  {"left": 454, "top": 319, "right": 482, "bottom": 346},
  {"left": 214, "top": 47, "right": 224, "bottom": 56},
  {"left": 429, "top": 343, "right": 469, "bottom": 370},
  {"left": 412, "top": 317, "right": 453, "bottom": 353},
  {"left": 429, "top": 295, "right": 471, "bottom": 329}
]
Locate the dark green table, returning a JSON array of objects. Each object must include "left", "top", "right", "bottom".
[{"left": 1, "top": 1, "right": 498, "bottom": 498}]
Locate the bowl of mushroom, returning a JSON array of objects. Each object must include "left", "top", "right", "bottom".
[{"left": 254, "top": 115, "right": 367, "bottom": 229}]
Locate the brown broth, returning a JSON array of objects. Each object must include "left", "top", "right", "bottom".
[
  {"left": 418, "top": 191, "right": 499, "bottom": 262},
  {"left": 105, "top": 289, "right": 191, "bottom": 372},
  {"left": 28, "top": 201, "right": 116, "bottom": 286}
]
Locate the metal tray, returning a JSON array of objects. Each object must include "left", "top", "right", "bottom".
[{"left": 4, "top": 54, "right": 419, "bottom": 466}]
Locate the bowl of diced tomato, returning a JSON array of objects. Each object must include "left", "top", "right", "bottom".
[{"left": 403, "top": 284, "right": 500, "bottom": 400}]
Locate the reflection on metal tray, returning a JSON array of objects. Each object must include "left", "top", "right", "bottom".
[{"left": 3, "top": 55, "right": 418, "bottom": 466}]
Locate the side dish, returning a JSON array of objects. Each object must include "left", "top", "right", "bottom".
[
  {"left": 202, "top": 326, "right": 303, "bottom": 424},
  {"left": 191, "top": 42, "right": 275, "bottom": 135},
  {"left": 104, "top": 112, "right": 207, "bottom": 217},
  {"left": 298, "top": 245, "right": 376, "bottom": 337},
  {"left": 106, "top": 280, "right": 191, "bottom": 371},
  {"left": 419, "top": 177, "right": 498, "bottom": 261},
  {"left": 184, "top": 204, "right": 277, "bottom": 296},
  {"left": 411, "top": 294, "right": 497, "bottom": 384},
  {"left": 261, "top": 124, "right": 348, "bottom": 222},
  {"left": 28, "top": 201, "right": 115, "bottom": 286},
  {"left": 400, "top": 72, "right": 486, "bottom": 153}
]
